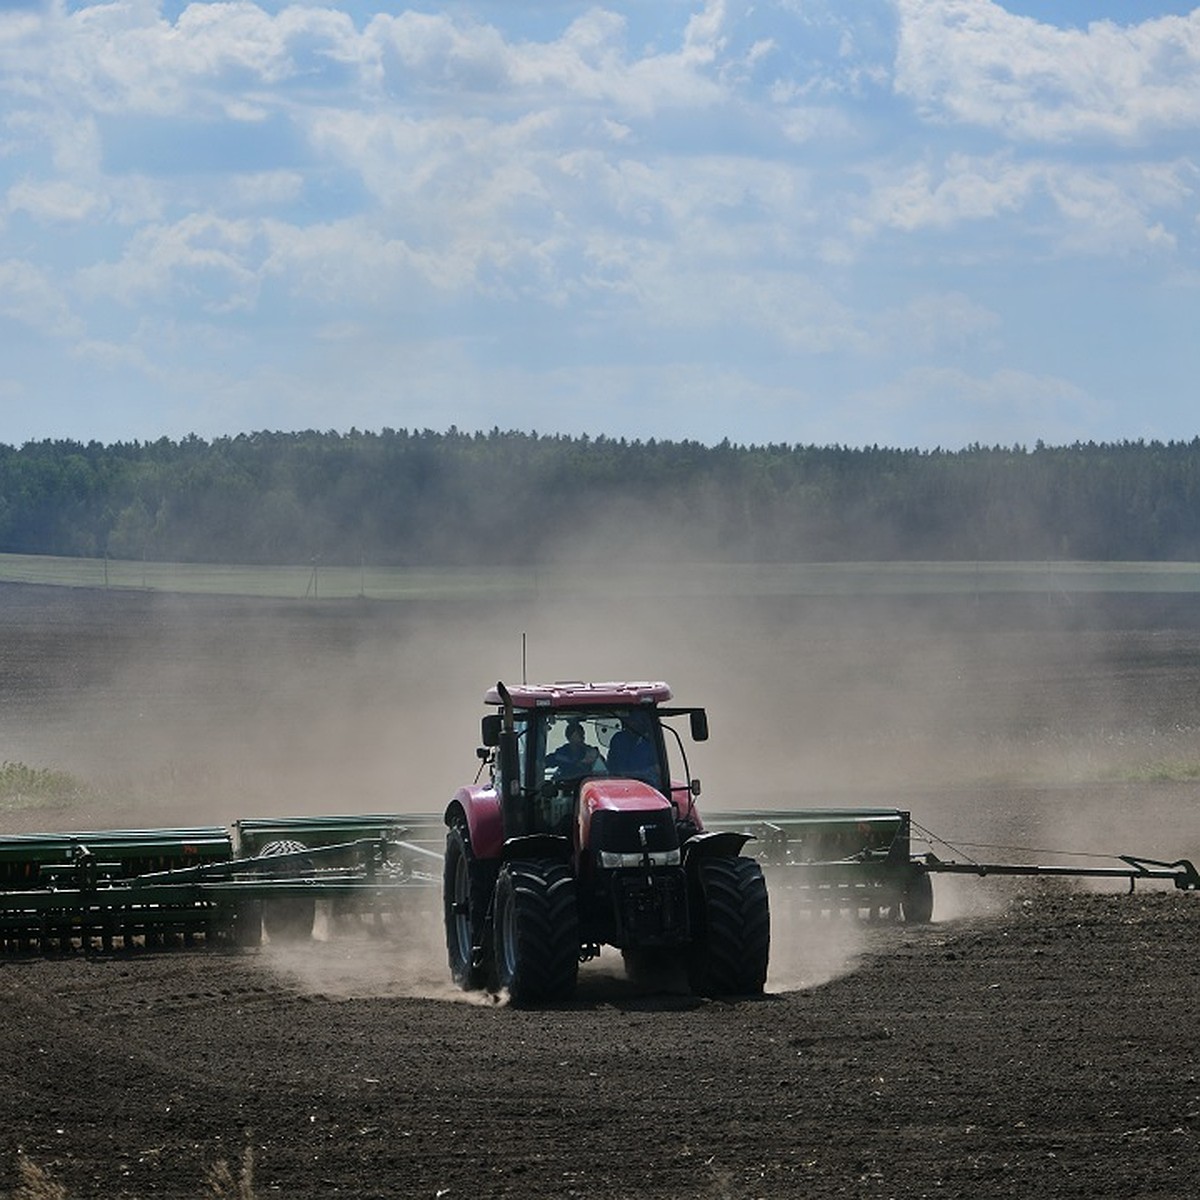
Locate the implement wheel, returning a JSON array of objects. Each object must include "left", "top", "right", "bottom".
[
  {"left": 443, "top": 824, "right": 496, "bottom": 990},
  {"left": 901, "top": 868, "right": 934, "bottom": 924},
  {"left": 258, "top": 840, "right": 315, "bottom": 943},
  {"left": 687, "top": 855, "right": 770, "bottom": 997},
  {"left": 493, "top": 860, "right": 579, "bottom": 1005},
  {"left": 233, "top": 898, "right": 264, "bottom": 948}
]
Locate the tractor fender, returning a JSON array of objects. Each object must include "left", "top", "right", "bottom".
[
  {"left": 682, "top": 830, "right": 752, "bottom": 865},
  {"left": 444, "top": 786, "right": 504, "bottom": 861}
]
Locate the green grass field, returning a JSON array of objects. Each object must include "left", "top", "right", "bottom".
[
  {"left": 0, "top": 552, "right": 529, "bottom": 600},
  {"left": 3, "top": 551, "right": 1200, "bottom": 601}
]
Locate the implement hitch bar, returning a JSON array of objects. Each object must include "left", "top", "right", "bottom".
[{"left": 921, "top": 852, "right": 1200, "bottom": 893}]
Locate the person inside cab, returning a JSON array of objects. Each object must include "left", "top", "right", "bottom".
[
  {"left": 546, "top": 720, "right": 605, "bottom": 782},
  {"left": 605, "top": 711, "right": 661, "bottom": 787}
]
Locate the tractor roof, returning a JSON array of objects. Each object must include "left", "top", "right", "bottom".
[{"left": 484, "top": 681, "right": 672, "bottom": 709}]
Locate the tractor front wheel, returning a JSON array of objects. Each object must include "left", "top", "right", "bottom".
[
  {"left": 493, "top": 860, "right": 579, "bottom": 1005},
  {"left": 687, "top": 855, "right": 770, "bottom": 997}
]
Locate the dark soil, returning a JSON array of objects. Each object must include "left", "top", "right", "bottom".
[
  {"left": 2, "top": 888, "right": 1197, "bottom": 1199},
  {"left": 2, "top": 583, "right": 1200, "bottom": 1198}
]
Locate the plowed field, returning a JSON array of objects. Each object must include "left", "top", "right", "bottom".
[{"left": 2, "top": 583, "right": 1199, "bottom": 1199}]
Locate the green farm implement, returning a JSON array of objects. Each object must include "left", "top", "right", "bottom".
[
  {"left": 0, "top": 814, "right": 441, "bottom": 953},
  {"left": 2, "top": 801, "right": 1190, "bottom": 960},
  {"left": 0, "top": 802, "right": 1192, "bottom": 960},
  {"left": 703, "top": 807, "right": 1200, "bottom": 923}
]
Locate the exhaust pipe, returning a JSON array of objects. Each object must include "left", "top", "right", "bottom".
[{"left": 495, "top": 681, "right": 526, "bottom": 835}]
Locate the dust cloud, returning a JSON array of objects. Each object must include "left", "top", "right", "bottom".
[
  {"left": 4, "top": 565, "right": 1200, "bottom": 995},
  {"left": 9, "top": 579, "right": 1200, "bottom": 839},
  {"left": 258, "top": 891, "right": 868, "bottom": 1001},
  {"left": 258, "top": 895, "right": 505, "bottom": 1004},
  {"left": 765, "top": 885, "right": 867, "bottom": 992}
]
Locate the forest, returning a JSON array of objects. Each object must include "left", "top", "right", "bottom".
[{"left": 1, "top": 429, "right": 1199, "bottom": 566}]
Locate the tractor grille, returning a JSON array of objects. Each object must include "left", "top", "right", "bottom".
[{"left": 589, "top": 808, "right": 679, "bottom": 856}]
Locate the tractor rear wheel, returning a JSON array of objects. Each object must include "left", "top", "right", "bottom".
[
  {"left": 493, "top": 860, "right": 579, "bottom": 1005},
  {"left": 687, "top": 855, "right": 770, "bottom": 997},
  {"left": 443, "top": 824, "right": 495, "bottom": 990}
]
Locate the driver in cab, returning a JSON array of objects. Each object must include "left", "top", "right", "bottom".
[{"left": 546, "top": 721, "right": 606, "bottom": 782}]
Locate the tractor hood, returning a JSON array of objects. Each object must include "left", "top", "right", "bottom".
[
  {"left": 580, "top": 778, "right": 670, "bottom": 818},
  {"left": 577, "top": 778, "right": 679, "bottom": 865}
]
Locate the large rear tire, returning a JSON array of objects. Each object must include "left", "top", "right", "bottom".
[
  {"left": 493, "top": 860, "right": 579, "bottom": 1005},
  {"left": 687, "top": 856, "right": 770, "bottom": 997},
  {"left": 443, "top": 824, "right": 495, "bottom": 990}
]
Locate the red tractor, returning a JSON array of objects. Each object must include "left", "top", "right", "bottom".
[{"left": 443, "top": 681, "right": 770, "bottom": 1003}]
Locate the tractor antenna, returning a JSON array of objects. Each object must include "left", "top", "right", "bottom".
[{"left": 522, "top": 632, "right": 527, "bottom": 684}]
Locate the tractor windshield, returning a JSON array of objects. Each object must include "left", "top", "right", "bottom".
[
  {"left": 513, "top": 705, "right": 673, "bottom": 836},
  {"left": 536, "top": 708, "right": 665, "bottom": 792}
]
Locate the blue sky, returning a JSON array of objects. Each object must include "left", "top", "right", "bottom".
[{"left": 1, "top": 0, "right": 1198, "bottom": 450}]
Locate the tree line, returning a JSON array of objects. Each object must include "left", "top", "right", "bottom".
[{"left": 1, "top": 429, "right": 1199, "bottom": 566}]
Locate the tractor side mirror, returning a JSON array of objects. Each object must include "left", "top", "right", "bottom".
[
  {"left": 690, "top": 709, "right": 709, "bottom": 742},
  {"left": 481, "top": 713, "right": 502, "bottom": 747}
]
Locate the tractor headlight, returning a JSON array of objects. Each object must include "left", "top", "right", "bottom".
[{"left": 598, "top": 848, "right": 681, "bottom": 869}]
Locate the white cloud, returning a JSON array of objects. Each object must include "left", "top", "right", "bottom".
[
  {"left": 847, "top": 151, "right": 1193, "bottom": 257},
  {"left": 7, "top": 177, "right": 106, "bottom": 222},
  {"left": 625, "top": 256, "right": 868, "bottom": 353},
  {"left": 72, "top": 336, "right": 153, "bottom": 373},
  {"left": 874, "top": 291, "right": 1001, "bottom": 357},
  {"left": 0, "top": 0, "right": 375, "bottom": 153},
  {"left": 77, "top": 212, "right": 264, "bottom": 311},
  {"left": 0, "top": 257, "right": 83, "bottom": 337},
  {"left": 0, "top": 377, "right": 26, "bottom": 408},
  {"left": 366, "top": 4, "right": 727, "bottom": 117},
  {"left": 895, "top": 0, "right": 1200, "bottom": 142},
  {"left": 853, "top": 152, "right": 1037, "bottom": 234},
  {"left": 851, "top": 364, "right": 1110, "bottom": 449},
  {"left": 261, "top": 216, "right": 438, "bottom": 304},
  {"left": 1044, "top": 161, "right": 1187, "bottom": 255}
]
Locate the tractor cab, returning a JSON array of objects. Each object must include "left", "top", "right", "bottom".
[
  {"left": 479, "top": 681, "right": 707, "bottom": 841},
  {"left": 533, "top": 708, "right": 662, "bottom": 834}
]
